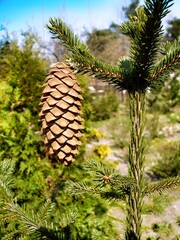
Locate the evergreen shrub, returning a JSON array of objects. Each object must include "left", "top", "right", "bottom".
[
  {"left": 150, "top": 141, "right": 180, "bottom": 179},
  {"left": 91, "top": 90, "right": 119, "bottom": 121}
]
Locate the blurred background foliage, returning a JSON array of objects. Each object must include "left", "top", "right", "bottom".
[
  {"left": 0, "top": 4, "right": 179, "bottom": 238},
  {"left": 0, "top": 30, "right": 119, "bottom": 239}
]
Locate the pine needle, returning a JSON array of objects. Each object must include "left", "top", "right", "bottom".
[{"left": 144, "top": 177, "right": 180, "bottom": 196}]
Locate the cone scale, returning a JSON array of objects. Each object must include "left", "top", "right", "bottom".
[{"left": 39, "top": 62, "right": 84, "bottom": 165}]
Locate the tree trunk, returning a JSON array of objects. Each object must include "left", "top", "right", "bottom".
[{"left": 125, "top": 91, "right": 146, "bottom": 240}]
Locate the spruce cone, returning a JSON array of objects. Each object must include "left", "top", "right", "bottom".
[{"left": 39, "top": 62, "right": 84, "bottom": 165}]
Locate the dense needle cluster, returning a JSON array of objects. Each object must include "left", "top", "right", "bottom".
[{"left": 39, "top": 62, "right": 84, "bottom": 165}]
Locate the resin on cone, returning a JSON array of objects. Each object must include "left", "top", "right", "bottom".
[{"left": 39, "top": 62, "right": 84, "bottom": 165}]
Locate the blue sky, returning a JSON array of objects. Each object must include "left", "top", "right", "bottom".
[{"left": 0, "top": 0, "right": 180, "bottom": 42}]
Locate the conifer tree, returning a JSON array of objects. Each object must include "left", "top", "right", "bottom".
[
  {"left": 1, "top": 1, "right": 179, "bottom": 240},
  {"left": 166, "top": 17, "right": 180, "bottom": 41},
  {"left": 44, "top": 1, "right": 180, "bottom": 239},
  {"left": 123, "top": 0, "right": 140, "bottom": 19}
]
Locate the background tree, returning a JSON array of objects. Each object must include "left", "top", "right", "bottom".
[
  {"left": 38, "top": 38, "right": 69, "bottom": 62},
  {"left": 85, "top": 26, "right": 129, "bottom": 65},
  {"left": 148, "top": 70, "right": 180, "bottom": 112},
  {"left": 123, "top": 0, "right": 140, "bottom": 19},
  {"left": 0, "top": 31, "right": 51, "bottom": 207},
  {"left": 165, "top": 17, "right": 180, "bottom": 41}
]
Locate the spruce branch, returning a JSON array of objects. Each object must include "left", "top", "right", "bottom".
[
  {"left": 100, "top": 186, "right": 131, "bottom": 201},
  {"left": 33, "top": 199, "right": 55, "bottom": 225},
  {"left": 150, "top": 38, "right": 180, "bottom": 86},
  {"left": 66, "top": 180, "right": 132, "bottom": 201},
  {"left": 121, "top": 0, "right": 174, "bottom": 91},
  {"left": 2, "top": 200, "right": 68, "bottom": 240},
  {"left": 66, "top": 161, "right": 135, "bottom": 201},
  {"left": 144, "top": 177, "right": 180, "bottom": 196},
  {"left": 83, "top": 160, "right": 135, "bottom": 188},
  {"left": 46, "top": 17, "right": 89, "bottom": 55},
  {"left": 66, "top": 181, "right": 100, "bottom": 196},
  {"left": 46, "top": 18, "right": 126, "bottom": 89},
  {"left": 0, "top": 160, "right": 76, "bottom": 240},
  {"left": 60, "top": 211, "right": 77, "bottom": 228},
  {"left": 4, "top": 200, "right": 76, "bottom": 240},
  {"left": 66, "top": 57, "right": 126, "bottom": 89},
  {"left": 4, "top": 202, "right": 48, "bottom": 234},
  {"left": 0, "top": 159, "right": 14, "bottom": 198}
]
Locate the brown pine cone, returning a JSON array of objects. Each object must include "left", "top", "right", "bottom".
[{"left": 39, "top": 62, "right": 84, "bottom": 165}]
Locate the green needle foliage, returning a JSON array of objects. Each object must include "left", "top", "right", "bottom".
[
  {"left": 150, "top": 38, "right": 180, "bottom": 85},
  {"left": 0, "top": 159, "right": 14, "bottom": 199},
  {"left": 46, "top": 1, "right": 180, "bottom": 239},
  {"left": 144, "top": 177, "right": 180, "bottom": 195},
  {"left": 0, "top": 158, "right": 119, "bottom": 240},
  {"left": 0, "top": 160, "right": 77, "bottom": 240},
  {"left": 66, "top": 160, "right": 135, "bottom": 201}
]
